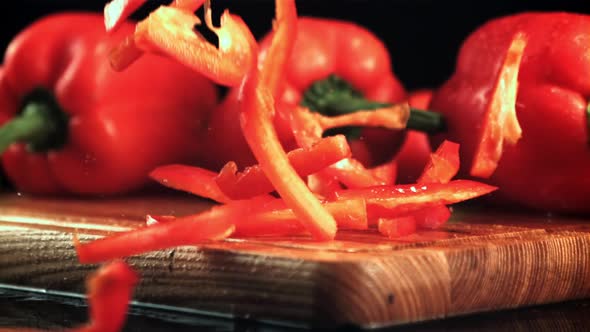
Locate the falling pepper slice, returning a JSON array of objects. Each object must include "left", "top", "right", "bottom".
[
  {"left": 74, "top": 261, "right": 139, "bottom": 332},
  {"left": 109, "top": 2, "right": 255, "bottom": 86},
  {"left": 239, "top": 0, "right": 338, "bottom": 240}
]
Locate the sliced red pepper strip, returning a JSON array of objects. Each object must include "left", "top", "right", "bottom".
[
  {"left": 240, "top": 0, "right": 337, "bottom": 240},
  {"left": 417, "top": 140, "right": 460, "bottom": 184},
  {"left": 259, "top": 0, "right": 297, "bottom": 98},
  {"left": 150, "top": 164, "right": 231, "bottom": 203},
  {"left": 146, "top": 198, "right": 366, "bottom": 237},
  {"left": 215, "top": 135, "right": 350, "bottom": 200},
  {"left": 76, "top": 204, "right": 237, "bottom": 263},
  {"left": 470, "top": 32, "right": 527, "bottom": 178},
  {"left": 74, "top": 261, "right": 139, "bottom": 332},
  {"left": 233, "top": 199, "right": 367, "bottom": 237},
  {"left": 378, "top": 217, "right": 417, "bottom": 239},
  {"left": 241, "top": 75, "right": 337, "bottom": 240},
  {"left": 112, "top": 5, "right": 255, "bottom": 86},
  {"left": 330, "top": 180, "right": 497, "bottom": 219}
]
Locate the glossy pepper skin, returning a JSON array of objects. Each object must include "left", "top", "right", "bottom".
[
  {"left": 203, "top": 17, "right": 407, "bottom": 170},
  {"left": 430, "top": 12, "right": 590, "bottom": 213},
  {"left": 395, "top": 89, "right": 433, "bottom": 183},
  {"left": 0, "top": 12, "right": 218, "bottom": 195}
]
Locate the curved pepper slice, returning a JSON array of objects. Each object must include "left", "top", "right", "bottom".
[
  {"left": 239, "top": 0, "right": 337, "bottom": 240},
  {"left": 110, "top": 3, "right": 255, "bottom": 86},
  {"left": 470, "top": 32, "right": 527, "bottom": 178}
]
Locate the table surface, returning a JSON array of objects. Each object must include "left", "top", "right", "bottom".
[{"left": 1, "top": 285, "right": 590, "bottom": 332}]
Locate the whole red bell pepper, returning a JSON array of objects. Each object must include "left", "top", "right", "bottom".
[
  {"left": 0, "top": 12, "right": 218, "bottom": 195},
  {"left": 430, "top": 12, "right": 590, "bottom": 214},
  {"left": 203, "top": 17, "right": 445, "bottom": 171}
]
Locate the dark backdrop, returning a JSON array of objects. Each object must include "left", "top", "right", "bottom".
[{"left": 1, "top": 0, "right": 589, "bottom": 91}]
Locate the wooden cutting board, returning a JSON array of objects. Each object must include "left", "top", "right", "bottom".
[{"left": 1, "top": 191, "right": 589, "bottom": 329}]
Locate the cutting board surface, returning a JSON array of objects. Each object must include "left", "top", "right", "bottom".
[{"left": 1, "top": 192, "right": 589, "bottom": 329}]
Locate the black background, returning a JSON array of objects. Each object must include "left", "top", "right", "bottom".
[{"left": 1, "top": 0, "right": 590, "bottom": 91}]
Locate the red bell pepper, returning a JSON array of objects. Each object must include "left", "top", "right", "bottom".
[
  {"left": 0, "top": 12, "right": 218, "bottom": 195},
  {"left": 395, "top": 89, "right": 434, "bottom": 183},
  {"left": 430, "top": 12, "right": 590, "bottom": 213},
  {"left": 203, "top": 17, "right": 445, "bottom": 171}
]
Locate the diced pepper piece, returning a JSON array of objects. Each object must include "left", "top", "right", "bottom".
[
  {"left": 417, "top": 140, "right": 460, "bottom": 184},
  {"left": 411, "top": 205, "right": 452, "bottom": 230},
  {"left": 377, "top": 217, "right": 417, "bottom": 239}
]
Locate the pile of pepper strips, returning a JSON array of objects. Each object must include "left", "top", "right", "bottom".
[
  {"left": 71, "top": 0, "right": 505, "bottom": 265},
  {"left": 4, "top": 0, "right": 590, "bottom": 331}
]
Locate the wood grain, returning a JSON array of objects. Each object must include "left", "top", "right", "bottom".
[{"left": 1, "top": 192, "right": 589, "bottom": 328}]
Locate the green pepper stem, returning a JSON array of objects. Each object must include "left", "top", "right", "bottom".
[
  {"left": 0, "top": 90, "right": 68, "bottom": 154},
  {"left": 301, "top": 74, "right": 446, "bottom": 134}
]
